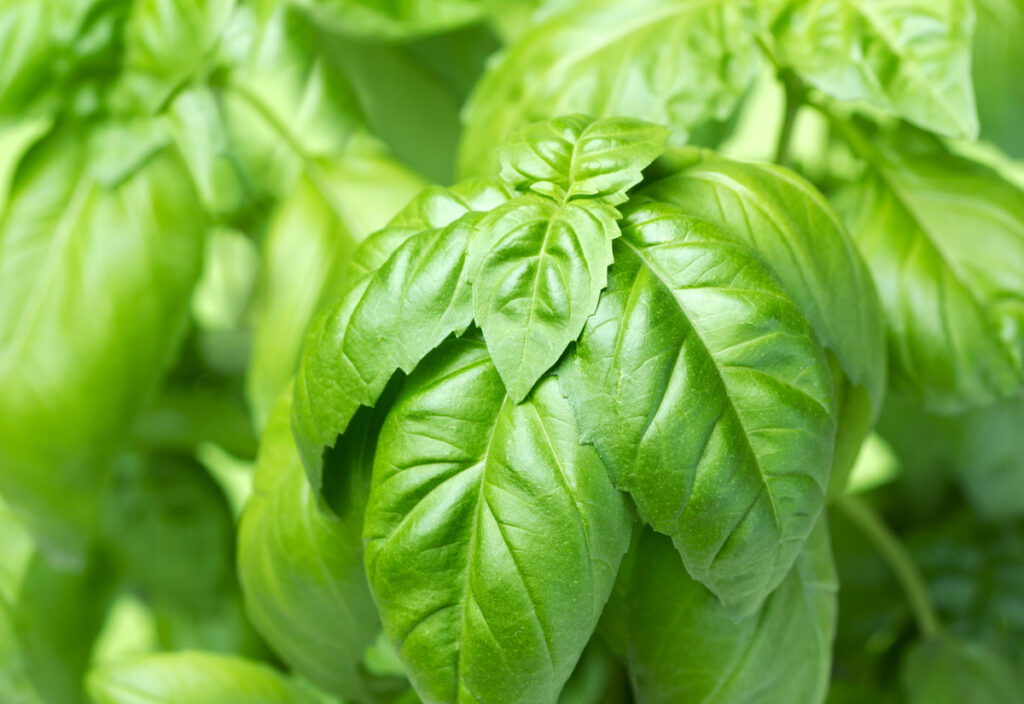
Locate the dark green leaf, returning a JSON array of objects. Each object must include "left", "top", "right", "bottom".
[
  {"left": 364, "top": 336, "right": 631, "bottom": 704},
  {"left": 626, "top": 519, "right": 837, "bottom": 703},
  {"left": 901, "top": 636, "right": 1020, "bottom": 704},
  {"left": 560, "top": 201, "right": 835, "bottom": 614}
]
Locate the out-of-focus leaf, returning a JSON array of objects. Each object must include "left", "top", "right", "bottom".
[
  {"left": 364, "top": 336, "right": 631, "bottom": 704},
  {"left": 626, "top": 519, "right": 837, "bottom": 704},
  {"left": 901, "top": 636, "right": 1020, "bottom": 703},
  {"left": 292, "top": 0, "right": 497, "bottom": 39},
  {"left": 87, "top": 652, "right": 319, "bottom": 704},
  {"left": 972, "top": 0, "right": 1024, "bottom": 158},
  {"left": 0, "top": 117, "right": 51, "bottom": 215},
  {"left": 116, "top": 0, "right": 236, "bottom": 112},
  {"left": 560, "top": 202, "right": 835, "bottom": 616},
  {"left": 557, "top": 639, "right": 629, "bottom": 704},
  {"left": 0, "top": 126, "right": 206, "bottom": 563},
  {"left": 835, "top": 128, "right": 1024, "bottom": 413},
  {"left": 246, "top": 134, "right": 423, "bottom": 430},
  {"left": 769, "top": 0, "right": 978, "bottom": 138},
  {"left": 459, "top": 0, "right": 760, "bottom": 178},
  {"left": 239, "top": 389, "right": 404, "bottom": 701}
]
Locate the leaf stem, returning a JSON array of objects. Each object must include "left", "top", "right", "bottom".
[
  {"left": 835, "top": 494, "right": 941, "bottom": 637},
  {"left": 774, "top": 72, "right": 803, "bottom": 166}
]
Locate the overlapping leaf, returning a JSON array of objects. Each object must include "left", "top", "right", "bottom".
[
  {"left": 626, "top": 519, "right": 837, "bottom": 703},
  {"left": 835, "top": 132, "right": 1024, "bottom": 412},
  {"left": 559, "top": 202, "right": 835, "bottom": 614},
  {"left": 364, "top": 337, "right": 631, "bottom": 704},
  {"left": 768, "top": 0, "right": 978, "bottom": 138},
  {"left": 459, "top": 0, "right": 760, "bottom": 177}
]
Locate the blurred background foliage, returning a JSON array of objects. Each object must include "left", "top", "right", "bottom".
[{"left": 0, "top": 0, "right": 1022, "bottom": 702}]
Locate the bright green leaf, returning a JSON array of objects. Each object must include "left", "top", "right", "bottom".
[
  {"left": 559, "top": 202, "right": 835, "bottom": 615},
  {"left": 292, "top": 0, "right": 496, "bottom": 39},
  {"left": 364, "top": 336, "right": 631, "bottom": 704},
  {"left": 87, "top": 653, "right": 320, "bottom": 704},
  {"left": 469, "top": 195, "right": 619, "bottom": 402}
]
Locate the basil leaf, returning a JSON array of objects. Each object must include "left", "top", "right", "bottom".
[
  {"left": 293, "top": 215, "right": 479, "bottom": 486},
  {"left": 769, "top": 0, "right": 978, "bottom": 138},
  {"left": 459, "top": 0, "right": 760, "bottom": 177},
  {"left": 293, "top": 0, "right": 496, "bottom": 39},
  {"left": 246, "top": 134, "right": 424, "bottom": 429},
  {"left": 640, "top": 155, "right": 885, "bottom": 484},
  {"left": 117, "top": 0, "right": 236, "bottom": 113},
  {"left": 627, "top": 518, "right": 837, "bottom": 703},
  {"left": 974, "top": 0, "right": 1024, "bottom": 158},
  {"left": 469, "top": 196, "right": 619, "bottom": 402},
  {"left": 834, "top": 131, "right": 1024, "bottom": 412},
  {"left": 498, "top": 115, "right": 668, "bottom": 204},
  {"left": 364, "top": 336, "right": 631, "bottom": 704},
  {"left": 901, "top": 636, "right": 1021, "bottom": 704},
  {"left": 560, "top": 202, "right": 835, "bottom": 615},
  {"left": 351, "top": 177, "right": 513, "bottom": 281},
  {"left": 239, "top": 388, "right": 399, "bottom": 701},
  {"left": 87, "top": 653, "right": 319, "bottom": 704},
  {"left": 0, "top": 128, "right": 206, "bottom": 563}
]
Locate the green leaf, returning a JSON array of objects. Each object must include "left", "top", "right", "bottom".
[
  {"left": 626, "top": 518, "right": 837, "bottom": 704},
  {"left": 498, "top": 115, "right": 668, "bottom": 204},
  {"left": 901, "top": 636, "right": 1021, "bottom": 704},
  {"left": 0, "top": 126, "right": 206, "bottom": 563},
  {"left": 292, "top": 214, "right": 480, "bottom": 487},
  {"left": 557, "top": 639, "right": 629, "bottom": 704},
  {"left": 239, "top": 388, "right": 400, "bottom": 701},
  {"left": 640, "top": 153, "right": 886, "bottom": 484},
  {"left": 364, "top": 336, "right": 631, "bottom": 704},
  {"left": 834, "top": 129, "right": 1024, "bottom": 412},
  {"left": 459, "top": 0, "right": 760, "bottom": 178},
  {"left": 292, "top": 0, "right": 496, "bottom": 39},
  {"left": 769, "top": 0, "right": 979, "bottom": 138},
  {"left": 246, "top": 134, "right": 424, "bottom": 430},
  {"left": 973, "top": 0, "right": 1024, "bottom": 158},
  {"left": 87, "top": 653, "right": 319, "bottom": 704},
  {"left": 117, "top": 0, "right": 236, "bottom": 112},
  {"left": 100, "top": 454, "right": 235, "bottom": 610},
  {"left": 0, "top": 117, "right": 51, "bottom": 216},
  {"left": 469, "top": 196, "right": 619, "bottom": 402},
  {"left": 559, "top": 201, "right": 835, "bottom": 615}
]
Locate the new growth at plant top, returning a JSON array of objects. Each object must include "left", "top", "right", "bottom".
[{"left": 1, "top": 1, "right": 1024, "bottom": 703}]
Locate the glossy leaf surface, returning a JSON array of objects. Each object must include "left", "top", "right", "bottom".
[
  {"left": 364, "top": 337, "right": 631, "bottom": 704},
  {"left": 560, "top": 202, "right": 835, "bottom": 614}
]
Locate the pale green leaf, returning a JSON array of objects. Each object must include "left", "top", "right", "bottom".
[
  {"left": 901, "top": 636, "right": 1021, "bottom": 704},
  {"left": 459, "top": 0, "right": 760, "bottom": 177},
  {"left": 87, "top": 653, "right": 319, "bottom": 704},
  {"left": 769, "top": 0, "right": 978, "bottom": 138}
]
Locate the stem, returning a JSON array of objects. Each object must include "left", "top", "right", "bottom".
[
  {"left": 774, "top": 73, "right": 802, "bottom": 166},
  {"left": 836, "top": 494, "right": 941, "bottom": 637}
]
